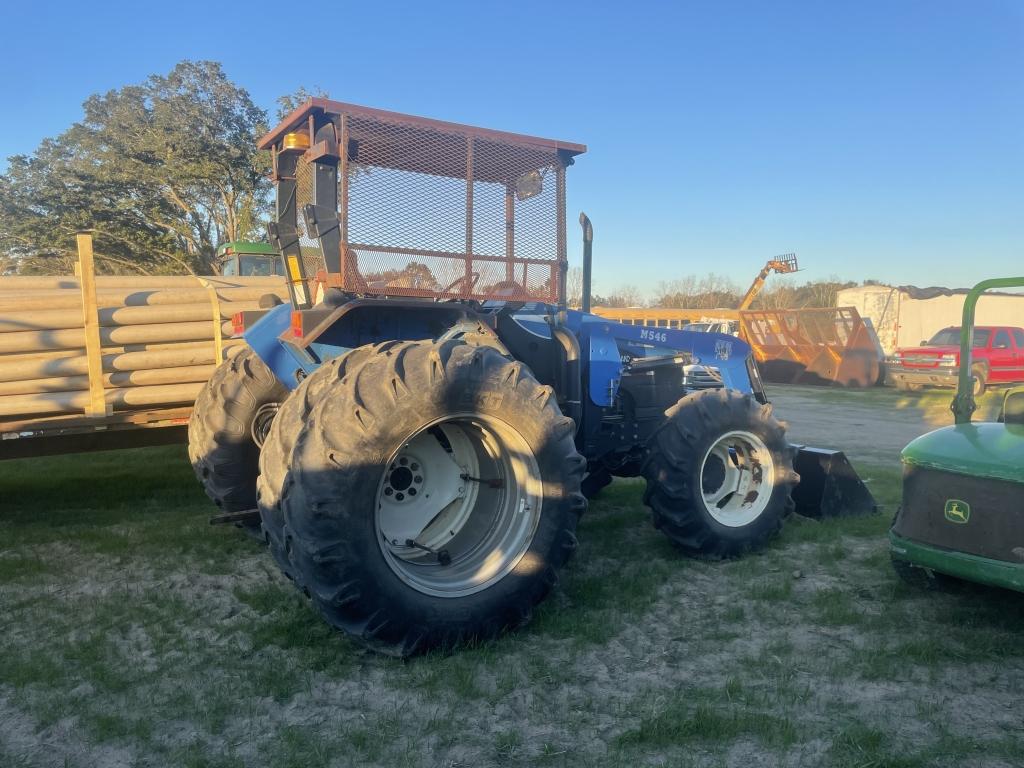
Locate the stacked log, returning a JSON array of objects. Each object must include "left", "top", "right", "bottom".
[{"left": 0, "top": 275, "right": 287, "bottom": 421}]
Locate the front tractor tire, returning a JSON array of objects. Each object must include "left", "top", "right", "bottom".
[
  {"left": 188, "top": 348, "right": 288, "bottom": 534},
  {"left": 258, "top": 340, "right": 587, "bottom": 656},
  {"left": 642, "top": 389, "right": 797, "bottom": 558}
]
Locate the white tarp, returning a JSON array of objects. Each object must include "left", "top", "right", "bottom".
[{"left": 837, "top": 285, "right": 1024, "bottom": 355}]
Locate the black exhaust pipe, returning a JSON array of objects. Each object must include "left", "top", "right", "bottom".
[{"left": 579, "top": 212, "right": 593, "bottom": 313}]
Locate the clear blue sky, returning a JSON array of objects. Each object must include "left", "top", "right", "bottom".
[{"left": 2, "top": 0, "right": 1021, "bottom": 293}]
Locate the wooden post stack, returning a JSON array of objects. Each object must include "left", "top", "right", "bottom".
[{"left": 0, "top": 241, "right": 288, "bottom": 424}]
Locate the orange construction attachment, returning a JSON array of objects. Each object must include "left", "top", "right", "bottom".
[
  {"left": 739, "top": 306, "right": 882, "bottom": 387},
  {"left": 737, "top": 253, "right": 799, "bottom": 311}
]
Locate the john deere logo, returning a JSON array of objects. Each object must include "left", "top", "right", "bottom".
[{"left": 944, "top": 499, "right": 970, "bottom": 524}]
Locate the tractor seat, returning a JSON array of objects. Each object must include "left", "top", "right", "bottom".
[
  {"left": 343, "top": 248, "right": 369, "bottom": 293},
  {"left": 1001, "top": 387, "right": 1024, "bottom": 425},
  {"left": 491, "top": 280, "right": 528, "bottom": 300}
]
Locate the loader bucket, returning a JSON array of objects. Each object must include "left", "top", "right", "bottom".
[
  {"left": 790, "top": 445, "right": 878, "bottom": 518},
  {"left": 740, "top": 307, "right": 882, "bottom": 387}
]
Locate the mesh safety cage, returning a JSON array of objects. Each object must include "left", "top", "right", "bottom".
[{"left": 268, "top": 101, "right": 585, "bottom": 304}]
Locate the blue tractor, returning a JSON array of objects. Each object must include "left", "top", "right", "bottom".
[{"left": 189, "top": 99, "right": 869, "bottom": 655}]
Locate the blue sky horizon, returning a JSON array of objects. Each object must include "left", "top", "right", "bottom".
[{"left": 1, "top": 0, "right": 1020, "bottom": 294}]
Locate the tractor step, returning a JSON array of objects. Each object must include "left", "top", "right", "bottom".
[
  {"left": 791, "top": 445, "right": 878, "bottom": 518},
  {"left": 210, "top": 508, "right": 261, "bottom": 526}
]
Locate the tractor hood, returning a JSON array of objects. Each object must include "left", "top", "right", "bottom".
[{"left": 902, "top": 422, "right": 1024, "bottom": 485}]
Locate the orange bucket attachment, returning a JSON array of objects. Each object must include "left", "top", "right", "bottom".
[{"left": 739, "top": 307, "right": 882, "bottom": 387}]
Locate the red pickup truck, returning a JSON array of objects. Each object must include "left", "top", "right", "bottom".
[{"left": 886, "top": 325, "right": 1024, "bottom": 396}]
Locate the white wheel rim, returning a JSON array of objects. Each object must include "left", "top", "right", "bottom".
[
  {"left": 375, "top": 414, "right": 542, "bottom": 598},
  {"left": 698, "top": 430, "right": 776, "bottom": 528}
]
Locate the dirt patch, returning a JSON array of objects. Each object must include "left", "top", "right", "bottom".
[
  {"left": 0, "top": 691, "right": 136, "bottom": 768},
  {"left": 768, "top": 384, "right": 1002, "bottom": 465}
]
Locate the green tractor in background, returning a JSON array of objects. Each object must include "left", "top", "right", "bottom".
[
  {"left": 890, "top": 276, "right": 1024, "bottom": 592},
  {"left": 216, "top": 241, "right": 284, "bottom": 277}
]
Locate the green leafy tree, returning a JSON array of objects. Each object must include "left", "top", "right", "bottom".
[
  {"left": 0, "top": 60, "right": 271, "bottom": 275},
  {"left": 276, "top": 86, "right": 330, "bottom": 120}
]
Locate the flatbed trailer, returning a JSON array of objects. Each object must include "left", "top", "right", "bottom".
[
  {"left": 1, "top": 406, "right": 191, "bottom": 460},
  {"left": 0, "top": 234, "right": 287, "bottom": 461}
]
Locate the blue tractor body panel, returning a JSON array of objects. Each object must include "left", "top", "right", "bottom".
[
  {"left": 506, "top": 307, "right": 753, "bottom": 405},
  {"left": 242, "top": 303, "right": 305, "bottom": 387},
  {"left": 241, "top": 299, "right": 755, "bottom": 408}
]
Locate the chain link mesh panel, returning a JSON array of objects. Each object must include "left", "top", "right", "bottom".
[{"left": 299, "top": 111, "right": 565, "bottom": 302}]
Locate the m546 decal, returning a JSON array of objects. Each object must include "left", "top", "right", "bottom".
[{"left": 639, "top": 328, "right": 668, "bottom": 343}]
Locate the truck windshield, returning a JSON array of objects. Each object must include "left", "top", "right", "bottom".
[
  {"left": 928, "top": 328, "right": 991, "bottom": 347},
  {"left": 239, "top": 256, "right": 283, "bottom": 276}
]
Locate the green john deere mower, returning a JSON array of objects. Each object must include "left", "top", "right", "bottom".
[{"left": 890, "top": 276, "right": 1024, "bottom": 592}]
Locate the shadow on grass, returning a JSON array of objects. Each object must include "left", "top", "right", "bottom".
[{"left": 772, "top": 382, "right": 1005, "bottom": 417}]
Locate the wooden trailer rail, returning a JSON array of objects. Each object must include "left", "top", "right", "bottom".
[
  {"left": 0, "top": 235, "right": 288, "bottom": 460},
  {"left": 0, "top": 407, "right": 192, "bottom": 460}
]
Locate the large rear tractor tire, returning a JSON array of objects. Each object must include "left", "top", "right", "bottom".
[
  {"left": 188, "top": 348, "right": 288, "bottom": 535},
  {"left": 256, "top": 345, "right": 378, "bottom": 574},
  {"left": 259, "top": 340, "right": 587, "bottom": 655},
  {"left": 642, "top": 389, "right": 797, "bottom": 558}
]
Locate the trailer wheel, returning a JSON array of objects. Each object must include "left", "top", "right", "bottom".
[
  {"left": 188, "top": 348, "right": 288, "bottom": 535},
  {"left": 265, "top": 340, "right": 586, "bottom": 655},
  {"left": 642, "top": 389, "right": 797, "bottom": 558},
  {"left": 256, "top": 346, "right": 378, "bottom": 574}
]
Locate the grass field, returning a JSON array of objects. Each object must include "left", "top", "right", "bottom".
[{"left": 1, "top": 433, "right": 1023, "bottom": 766}]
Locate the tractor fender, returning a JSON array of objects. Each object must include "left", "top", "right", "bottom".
[
  {"left": 242, "top": 303, "right": 305, "bottom": 389},
  {"left": 244, "top": 299, "right": 500, "bottom": 391}
]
